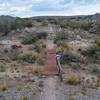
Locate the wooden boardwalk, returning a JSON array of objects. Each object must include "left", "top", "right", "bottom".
[
  {"left": 41, "top": 39, "right": 57, "bottom": 75},
  {"left": 43, "top": 48, "right": 57, "bottom": 75}
]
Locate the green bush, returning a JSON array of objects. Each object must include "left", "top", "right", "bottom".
[
  {"left": 54, "top": 33, "right": 66, "bottom": 44},
  {"left": 0, "top": 83, "right": 8, "bottom": 91},
  {"left": 56, "top": 40, "right": 68, "bottom": 47},
  {"left": 89, "top": 64, "right": 100, "bottom": 74},
  {"left": 82, "top": 40, "right": 100, "bottom": 62},
  {"left": 21, "top": 31, "right": 47, "bottom": 44},
  {"left": 62, "top": 50, "right": 84, "bottom": 64},
  {"left": 80, "top": 21, "right": 92, "bottom": 30},
  {"left": 95, "top": 39, "right": 100, "bottom": 47},
  {"left": 11, "top": 17, "right": 32, "bottom": 30},
  {"left": 41, "top": 20, "right": 48, "bottom": 26},
  {"left": 20, "top": 96, "right": 27, "bottom": 100},
  {"left": 67, "top": 20, "right": 80, "bottom": 29},
  {"left": 35, "top": 40, "right": 46, "bottom": 52},
  {"left": 36, "top": 18, "right": 44, "bottom": 22},
  {"left": 21, "top": 31, "right": 38, "bottom": 44},
  {"left": 36, "top": 32, "right": 47, "bottom": 39}
]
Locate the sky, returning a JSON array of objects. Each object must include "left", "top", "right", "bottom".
[{"left": 0, "top": 0, "right": 100, "bottom": 17}]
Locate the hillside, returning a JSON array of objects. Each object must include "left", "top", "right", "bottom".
[
  {"left": 0, "top": 13, "right": 100, "bottom": 36},
  {"left": 0, "top": 14, "right": 100, "bottom": 100}
]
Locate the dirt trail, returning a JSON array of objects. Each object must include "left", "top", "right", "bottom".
[
  {"left": 35, "top": 76, "right": 66, "bottom": 100},
  {"left": 41, "top": 77, "right": 58, "bottom": 100},
  {"left": 34, "top": 40, "right": 65, "bottom": 100},
  {"left": 34, "top": 34, "right": 66, "bottom": 100},
  {"left": 46, "top": 40, "right": 55, "bottom": 50}
]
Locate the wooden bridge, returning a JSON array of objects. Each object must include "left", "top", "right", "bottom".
[
  {"left": 42, "top": 48, "right": 58, "bottom": 75},
  {"left": 42, "top": 39, "right": 58, "bottom": 75}
]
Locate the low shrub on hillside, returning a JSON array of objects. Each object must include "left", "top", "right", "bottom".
[
  {"left": 95, "top": 39, "right": 100, "bottom": 46},
  {"left": 20, "top": 96, "right": 27, "bottom": 100},
  {"left": 18, "top": 51, "right": 42, "bottom": 64},
  {"left": 62, "top": 50, "right": 85, "bottom": 64},
  {"left": 56, "top": 40, "right": 71, "bottom": 53},
  {"left": 32, "top": 65, "right": 41, "bottom": 73},
  {"left": 82, "top": 39, "right": 100, "bottom": 62},
  {"left": 41, "top": 20, "right": 48, "bottom": 26},
  {"left": 21, "top": 31, "right": 47, "bottom": 44},
  {"left": 12, "top": 17, "right": 32, "bottom": 30},
  {"left": 66, "top": 72, "right": 80, "bottom": 85},
  {"left": 21, "top": 31, "right": 38, "bottom": 44},
  {"left": 0, "top": 83, "right": 8, "bottom": 91},
  {"left": 36, "top": 32, "right": 47, "bottom": 39},
  {"left": 88, "top": 64, "right": 100, "bottom": 75},
  {"left": 54, "top": 33, "right": 66, "bottom": 43},
  {"left": 34, "top": 40, "right": 46, "bottom": 53},
  {"left": 80, "top": 21, "right": 92, "bottom": 31}
]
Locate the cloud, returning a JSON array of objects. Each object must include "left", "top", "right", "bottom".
[{"left": 0, "top": 0, "right": 100, "bottom": 17}]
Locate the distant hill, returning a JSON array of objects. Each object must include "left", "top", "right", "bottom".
[{"left": 0, "top": 13, "right": 100, "bottom": 36}]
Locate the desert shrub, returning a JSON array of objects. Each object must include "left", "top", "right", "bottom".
[
  {"left": 56, "top": 40, "right": 68, "bottom": 48},
  {"left": 54, "top": 33, "right": 66, "bottom": 43},
  {"left": 18, "top": 51, "right": 42, "bottom": 64},
  {"left": 20, "top": 96, "right": 27, "bottom": 100},
  {"left": 41, "top": 20, "right": 48, "bottom": 26},
  {"left": 49, "top": 19, "right": 59, "bottom": 25},
  {"left": 0, "top": 83, "right": 8, "bottom": 91},
  {"left": 21, "top": 31, "right": 47, "bottom": 45},
  {"left": 32, "top": 88, "right": 39, "bottom": 95},
  {"left": 48, "top": 18, "right": 62, "bottom": 25},
  {"left": 80, "top": 21, "right": 92, "bottom": 30},
  {"left": 12, "top": 17, "right": 32, "bottom": 30},
  {"left": 0, "top": 65, "right": 6, "bottom": 72},
  {"left": 36, "top": 18, "right": 44, "bottom": 22},
  {"left": 56, "top": 19, "right": 67, "bottom": 28},
  {"left": 82, "top": 40, "right": 100, "bottom": 62},
  {"left": 56, "top": 40, "right": 71, "bottom": 53},
  {"left": 66, "top": 72, "right": 80, "bottom": 85},
  {"left": 35, "top": 18, "right": 48, "bottom": 25},
  {"left": 32, "top": 65, "right": 41, "bottom": 73},
  {"left": 21, "top": 31, "right": 38, "bottom": 44},
  {"left": 80, "top": 31, "right": 91, "bottom": 39},
  {"left": 95, "top": 39, "right": 100, "bottom": 46},
  {"left": 36, "top": 32, "right": 47, "bottom": 39},
  {"left": 88, "top": 64, "right": 100, "bottom": 74},
  {"left": 67, "top": 20, "right": 80, "bottom": 29},
  {"left": 53, "top": 31, "right": 75, "bottom": 43},
  {"left": 34, "top": 40, "right": 46, "bottom": 53},
  {"left": 62, "top": 50, "right": 84, "bottom": 64}
]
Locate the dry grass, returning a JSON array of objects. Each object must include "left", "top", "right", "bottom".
[
  {"left": 32, "top": 87, "right": 42, "bottom": 95},
  {"left": 20, "top": 96, "right": 27, "bottom": 100},
  {"left": 19, "top": 51, "right": 42, "bottom": 60},
  {"left": 0, "top": 83, "right": 8, "bottom": 91},
  {"left": 18, "top": 50, "right": 42, "bottom": 64},
  {"left": 31, "top": 65, "right": 41, "bottom": 73},
  {"left": 66, "top": 72, "right": 80, "bottom": 85}
]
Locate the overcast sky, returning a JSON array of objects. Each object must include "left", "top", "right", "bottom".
[{"left": 0, "top": 0, "right": 100, "bottom": 17}]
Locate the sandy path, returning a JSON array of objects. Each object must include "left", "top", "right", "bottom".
[
  {"left": 34, "top": 76, "right": 66, "bottom": 100},
  {"left": 46, "top": 40, "right": 55, "bottom": 50},
  {"left": 41, "top": 77, "right": 58, "bottom": 100},
  {"left": 34, "top": 39, "right": 65, "bottom": 100}
]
